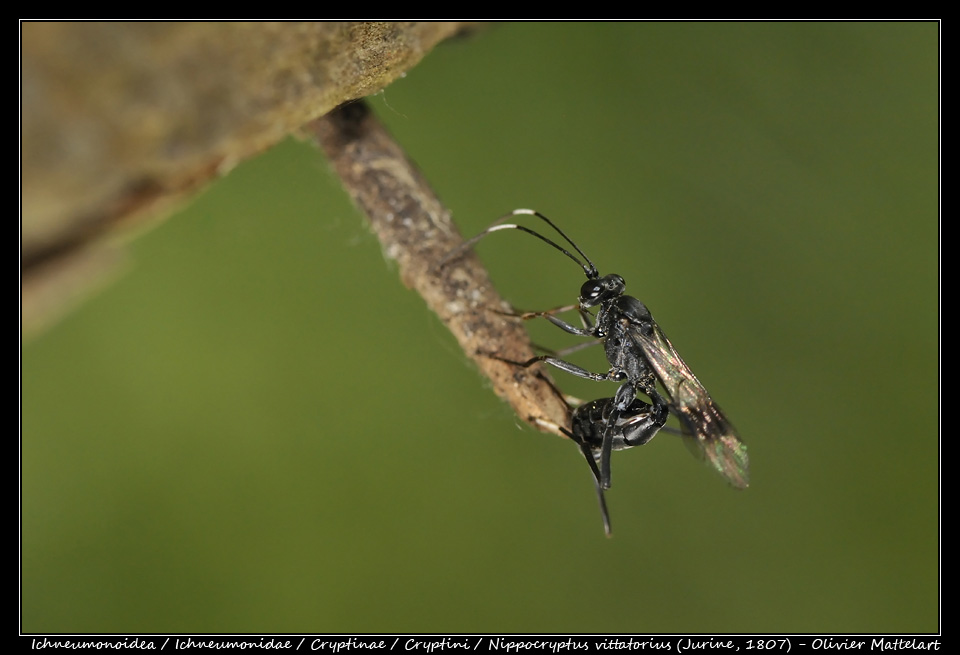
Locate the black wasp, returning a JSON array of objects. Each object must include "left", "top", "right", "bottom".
[
  {"left": 562, "top": 396, "right": 667, "bottom": 536},
  {"left": 442, "top": 208, "right": 749, "bottom": 494}
]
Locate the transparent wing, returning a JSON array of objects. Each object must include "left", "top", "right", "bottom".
[{"left": 631, "top": 324, "right": 749, "bottom": 489}]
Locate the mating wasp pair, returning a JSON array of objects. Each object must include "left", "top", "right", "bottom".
[{"left": 440, "top": 209, "right": 749, "bottom": 535}]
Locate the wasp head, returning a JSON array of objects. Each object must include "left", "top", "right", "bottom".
[{"left": 579, "top": 274, "right": 625, "bottom": 308}]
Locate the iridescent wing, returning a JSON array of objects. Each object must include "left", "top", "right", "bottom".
[{"left": 631, "top": 324, "right": 749, "bottom": 489}]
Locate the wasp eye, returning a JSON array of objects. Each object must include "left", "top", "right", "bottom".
[{"left": 580, "top": 281, "right": 603, "bottom": 301}]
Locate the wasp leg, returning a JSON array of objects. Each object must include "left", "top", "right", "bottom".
[
  {"left": 488, "top": 353, "right": 614, "bottom": 384},
  {"left": 597, "top": 381, "right": 638, "bottom": 489},
  {"left": 561, "top": 426, "right": 613, "bottom": 537},
  {"left": 591, "top": 469, "right": 613, "bottom": 537},
  {"left": 498, "top": 303, "right": 597, "bottom": 331},
  {"left": 537, "top": 339, "right": 602, "bottom": 358},
  {"left": 493, "top": 303, "right": 579, "bottom": 319}
]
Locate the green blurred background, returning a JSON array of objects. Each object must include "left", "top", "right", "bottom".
[{"left": 22, "top": 23, "right": 938, "bottom": 633}]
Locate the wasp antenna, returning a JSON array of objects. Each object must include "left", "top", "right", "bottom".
[
  {"left": 510, "top": 209, "right": 600, "bottom": 279},
  {"left": 436, "top": 217, "right": 594, "bottom": 278},
  {"left": 434, "top": 224, "right": 505, "bottom": 272},
  {"left": 500, "top": 223, "right": 593, "bottom": 276},
  {"left": 434, "top": 222, "right": 527, "bottom": 272}
]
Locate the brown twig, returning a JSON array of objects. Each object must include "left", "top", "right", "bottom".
[{"left": 303, "top": 101, "right": 571, "bottom": 438}]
